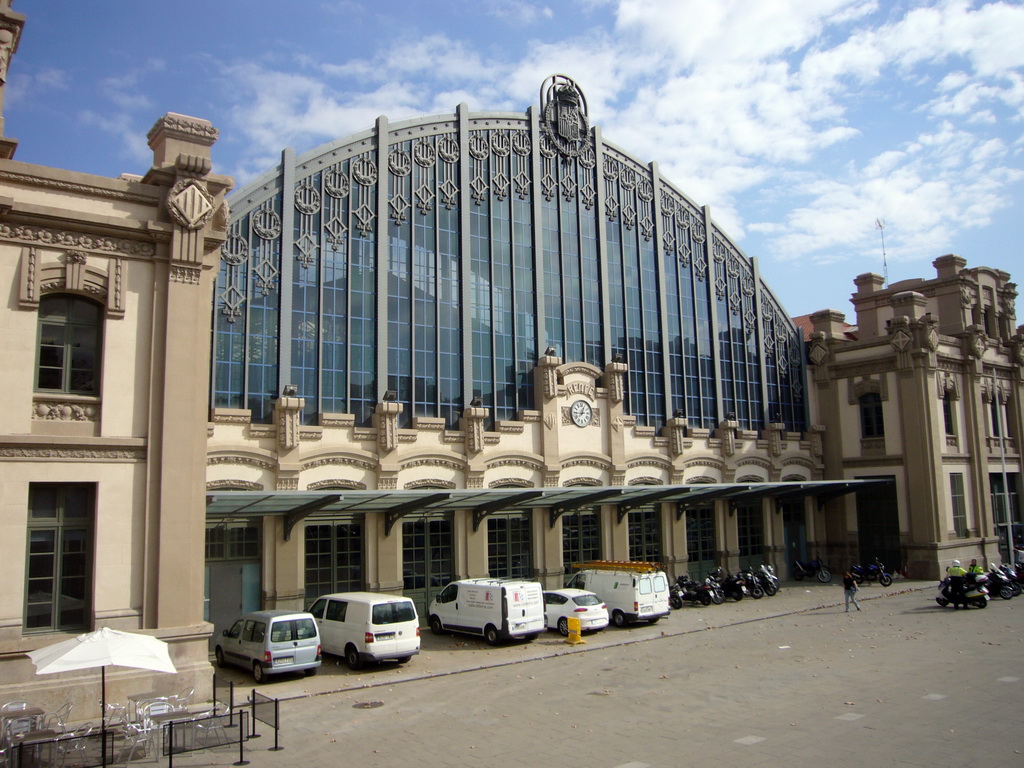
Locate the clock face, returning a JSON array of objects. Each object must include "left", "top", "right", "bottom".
[{"left": 570, "top": 400, "right": 593, "bottom": 427}]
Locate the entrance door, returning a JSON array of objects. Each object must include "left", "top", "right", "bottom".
[
  {"left": 206, "top": 561, "right": 261, "bottom": 649},
  {"left": 402, "top": 515, "right": 454, "bottom": 622},
  {"left": 855, "top": 475, "right": 901, "bottom": 571},
  {"left": 781, "top": 500, "right": 807, "bottom": 572}
]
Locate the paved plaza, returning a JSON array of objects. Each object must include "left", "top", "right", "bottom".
[{"left": 184, "top": 580, "right": 1024, "bottom": 767}]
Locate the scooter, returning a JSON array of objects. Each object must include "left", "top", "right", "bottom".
[
  {"left": 985, "top": 566, "right": 1015, "bottom": 600},
  {"left": 851, "top": 557, "right": 894, "bottom": 587},
  {"left": 753, "top": 563, "right": 780, "bottom": 596},
  {"left": 792, "top": 556, "right": 832, "bottom": 583},
  {"left": 935, "top": 572, "right": 989, "bottom": 609}
]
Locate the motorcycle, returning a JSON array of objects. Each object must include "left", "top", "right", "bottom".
[
  {"left": 736, "top": 568, "right": 766, "bottom": 599},
  {"left": 792, "top": 556, "right": 832, "bottom": 583},
  {"left": 705, "top": 575, "right": 726, "bottom": 605},
  {"left": 985, "top": 566, "right": 1015, "bottom": 600},
  {"left": 935, "top": 571, "right": 989, "bottom": 609},
  {"left": 850, "top": 557, "right": 894, "bottom": 587},
  {"left": 670, "top": 574, "right": 713, "bottom": 608},
  {"left": 752, "top": 563, "right": 780, "bottom": 596},
  {"left": 711, "top": 568, "right": 756, "bottom": 601},
  {"left": 997, "top": 564, "right": 1023, "bottom": 596}
]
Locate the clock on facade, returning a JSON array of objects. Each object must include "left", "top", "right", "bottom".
[{"left": 570, "top": 400, "right": 593, "bottom": 427}]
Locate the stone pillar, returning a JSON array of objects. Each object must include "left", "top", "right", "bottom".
[
  {"left": 0, "top": 0, "right": 25, "bottom": 157},
  {"left": 142, "top": 114, "right": 232, "bottom": 628}
]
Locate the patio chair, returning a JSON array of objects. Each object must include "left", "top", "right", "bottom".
[
  {"left": 169, "top": 688, "right": 194, "bottom": 710},
  {"left": 42, "top": 702, "right": 73, "bottom": 733}
]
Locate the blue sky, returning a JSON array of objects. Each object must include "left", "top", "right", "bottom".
[{"left": 6, "top": 0, "right": 1023, "bottom": 321}]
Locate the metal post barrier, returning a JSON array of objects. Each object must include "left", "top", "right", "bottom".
[{"left": 250, "top": 690, "right": 283, "bottom": 751}]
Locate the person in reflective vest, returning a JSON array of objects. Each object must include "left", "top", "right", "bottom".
[
  {"left": 946, "top": 559, "right": 967, "bottom": 603},
  {"left": 967, "top": 559, "right": 984, "bottom": 574}
]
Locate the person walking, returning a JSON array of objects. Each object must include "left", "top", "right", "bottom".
[{"left": 843, "top": 571, "right": 861, "bottom": 612}]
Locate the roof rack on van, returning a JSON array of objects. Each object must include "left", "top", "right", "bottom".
[{"left": 571, "top": 560, "right": 664, "bottom": 573}]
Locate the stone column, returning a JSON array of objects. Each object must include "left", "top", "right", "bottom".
[{"left": 141, "top": 114, "right": 232, "bottom": 633}]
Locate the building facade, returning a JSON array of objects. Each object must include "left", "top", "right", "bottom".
[
  {"left": 805, "top": 257, "right": 1023, "bottom": 579},
  {"left": 1, "top": 3, "right": 1021, "bottom": 710},
  {"left": 203, "top": 75, "right": 836, "bottom": 636},
  {"left": 0, "top": 0, "right": 232, "bottom": 712}
]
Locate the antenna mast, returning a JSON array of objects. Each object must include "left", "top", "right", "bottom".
[{"left": 875, "top": 218, "right": 889, "bottom": 287}]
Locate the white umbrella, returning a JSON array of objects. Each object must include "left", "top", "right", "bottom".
[{"left": 28, "top": 627, "right": 177, "bottom": 766}]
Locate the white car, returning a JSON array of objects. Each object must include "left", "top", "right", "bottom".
[{"left": 543, "top": 589, "right": 609, "bottom": 635}]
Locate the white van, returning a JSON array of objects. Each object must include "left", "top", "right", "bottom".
[
  {"left": 215, "top": 609, "right": 321, "bottom": 683},
  {"left": 307, "top": 592, "right": 420, "bottom": 670},
  {"left": 428, "top": 578, "right": 545, "bottom": 645},
  {"left": 565, "top": 561, "right": 670, "bottom": 627}
]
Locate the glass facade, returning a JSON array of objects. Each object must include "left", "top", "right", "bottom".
[{"left": 215, "top": 106, "right": 807, "bottom": 433}]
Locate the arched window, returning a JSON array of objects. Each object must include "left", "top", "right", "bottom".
[
  {"left": 858, "top": 392, "right": 884, "bottom": 438},
  {"left": 36, "top": 295, "right": 103, "bottom": 395}
]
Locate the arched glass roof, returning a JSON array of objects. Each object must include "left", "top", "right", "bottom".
[{"left": 215, "top": 75, "right": 806, "bottom": 433}]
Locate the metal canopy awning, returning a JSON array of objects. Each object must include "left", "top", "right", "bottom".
[{"left": 207, "top": 480, "right": 886, "bottom": 540}]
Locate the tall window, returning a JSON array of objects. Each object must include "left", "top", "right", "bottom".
[
  {"left": 26, "top": 484, "right": 94, "bottom": 632},
  {"left": 684, "top": 505, "right": 715, "bottom": 579},
  {"left": 37, "top": 295, "right": 103, "bottom": 394},
  {"left": 628, "top": 505, "right": 662, "bottom": 564},
  {"left": 990, "top": 397, "right": 1003, "bottom": 437},
  {"left": 942, "top": 393, "right": 956, "bottom": 436},
  {"left": 736, "top": 503, "right": 765, "bottom": 570},
  {"left": 859, "top": 393, "right": 884, "bottom": 438},
  {"left": 950, "top": 474, "right": 968, "bottom": 538},
  {"left": 562, "top": 508, "right": 601, "bottom": 573},
  {"left": 488, "top": 512, "right": 532, "bottom": 578},
  {"left": 304, "top": 520, "right": 363, "bottom": 600}
]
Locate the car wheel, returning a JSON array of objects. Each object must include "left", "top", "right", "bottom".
[
  {"left": 429, "top": 615, "right": 446, "bottom": 635},
  {"left": 345, "top": 645, "right": 363, "bottom": 670},
  {"left": 214, "top": 647, "right": 226, "bottom": 669},
  {"left": 304, "top": 668, "right": 318, "bottom": 676},
  {"left": 647, "top": 616, "right": 660, "bottom": 625},
  {"left": 252, "top": 662, "right": 265, "bottom": 684},
  {"left": 396, "top": 656, "right": 412, "bottom": 664},
  {"left": 484, "top": 625, "right": 500, "bottom": 646},
  {"left": 611, "top": 610, "right": 626, "bottom": 628},
  {"left": 557, "top": 617, "right": 569, "bottom": 636}
]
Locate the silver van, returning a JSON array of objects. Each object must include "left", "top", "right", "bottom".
[{"left": 214, "top": 609, "right": 321, "bottom": 683}]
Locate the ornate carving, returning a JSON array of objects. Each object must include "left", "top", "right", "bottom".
[
  {"left": 307, "top": 479, "right": 367, "bottom": 490},
  {"left": 0, "top": 223, "right": 154, "bottom": 257},
  {"left": 206, "top": 480, "right": 263, "bottom": 491},
  {"left": 539, "top": 75, "right": 590, "bottom": 158},
  {"left": 147, "top": 113, "right": 219, "bottom": 145},
  {"left": 405, "top": 479, "right": 456, "bottom": 490},
  {"left": 486, "top": 457, "right": 544, "bottom": 472},
  {"left": 276, "top": 396, "right": 303, "bottom": 451},
  {"left": 0, "top": 446, "right": 145, "bottom": 460},
  {"left": 32, "top": 401, "right": 99, "bottom": 422},
  {"left": 207, "top": 455, "right": 276, "bottom": 472},
  {"left": 400, "top": 457, "right": 467, "bottom": 472},
  {"left": 169, "top": 265, "right": 201, "bottom": 285},
  {"left": 167, "top": 178, "right": 215, "bottom": 230},
  {"left": 302, "top": 455, "right": 376, "bottom": 471}
]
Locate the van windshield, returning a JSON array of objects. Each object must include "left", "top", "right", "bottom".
[{"left": 372, "top": 602, "right": 417, "bottom": 625}]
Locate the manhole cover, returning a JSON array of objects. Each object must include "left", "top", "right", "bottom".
[{"left": 353, "top": 701, "right": 385, "bottom": 709}]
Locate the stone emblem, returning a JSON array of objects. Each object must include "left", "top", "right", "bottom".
[
  {"left": 540, "top": 75, "right": 589, "bottom": 158},
  {"left": 167, "top": 179, "right": 214, "bottom": 230}
]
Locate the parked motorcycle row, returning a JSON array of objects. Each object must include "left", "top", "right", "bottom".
[
  {"left": 935, "top": 563, "right": 1024, "bottom": 610},
  {"left": 669, "top": 564, "right": 780, "bottom": 609}
]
